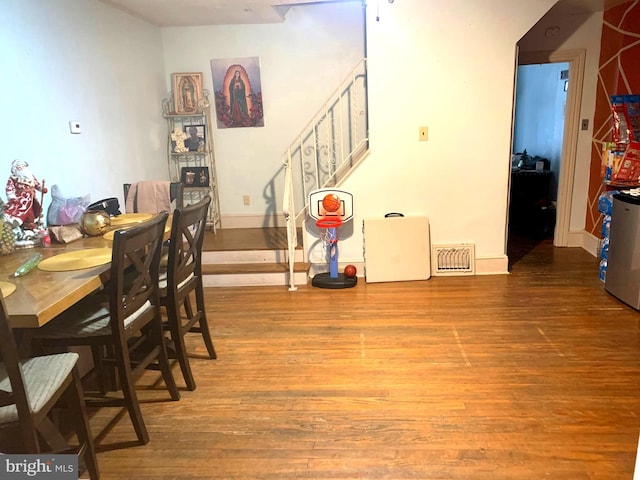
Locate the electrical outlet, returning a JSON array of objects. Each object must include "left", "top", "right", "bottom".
[
  {"left": 243, "top": 195, "right": 250, "bottom": 206},
  {"left": 419, "top": 126, "right": 429, "bottom": 141}
]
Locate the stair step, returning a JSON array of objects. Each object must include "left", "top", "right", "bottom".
[
  {"left": 202, "top": 249, "right": 303, "bottom": 264},
  {"left": 201, "top": 227, "right": 307, "bottom": 287},
  {"left": 202, "top": 262, "right": 309, "bottom": 275},
  {"left": 203, "top": 227, "right": 300, "bottom": 251},
  {"left": 202, "top": 263, "right": 309, "bottom": 288}
]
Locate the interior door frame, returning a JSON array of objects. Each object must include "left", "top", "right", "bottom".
[{"left": 516, "top": 48, "right": 586, "bottom": 247}]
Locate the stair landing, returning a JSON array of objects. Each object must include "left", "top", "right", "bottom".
[{"left": 201, "top": 227, "right": 308, "bottom": 287}]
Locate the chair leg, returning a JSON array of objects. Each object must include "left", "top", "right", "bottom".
[
  {"left": 195, "top": 285, "right": 216, "bottom": 359},
  {"left": 152, "top": 312, "right": 181, "bottom": 401},
  {"left": 20, "top": 421, "right": 41, "bottom": 453},
  {"left": 90, "top": 346, "right": 108, "bottom": 395},
  {"left": 65, "top": 368, "right": 100, "bottom": 480},
  {"left": 169, "top": 299, "right": 197, "bottom": 391},
  {"left": 183, "top": 295, "right": 194, "bottom": 321},
  {"left": 114, "top": 345, "right": 150, "bottom": 445}
]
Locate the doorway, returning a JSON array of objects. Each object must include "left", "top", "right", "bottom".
[
  {"left": 509, "top": 61, "right": 568, "bottom": 260},
  {"left": 508, "top": 49, "right": 586, "bottom": 266}
]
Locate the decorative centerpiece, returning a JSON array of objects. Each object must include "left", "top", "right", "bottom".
[
  {"left": 80, "top": 210, "right": 111, "bottom": 236},
  {"left": 2, "top": 159, "right": 48, "bottom": 250}
]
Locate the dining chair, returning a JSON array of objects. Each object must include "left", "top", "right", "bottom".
[
  {"left": 123, "top": 181, "right": 183, "bottom": 213},
  {"left": 0, "top": 293, "right": 100, "bottom": 479},
  {"left": 160, "top": 195, "right": 216, "bottom": 391},
  {"left": 27, "top": 211, "right": 180, "bottom": 445}
]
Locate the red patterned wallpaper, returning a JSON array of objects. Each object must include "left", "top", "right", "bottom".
[{"left": 586, "top": 0, "right": 640, "bottom": 235}]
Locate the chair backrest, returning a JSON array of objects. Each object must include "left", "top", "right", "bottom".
[
  {"left": 109, "top": 211, "right": 169, "bottom": 334},
  {"left": 0, "top": 294, "right": 37, "bottom": 441},
  {"left": 166, "top": 196, "right": 211, "bottom": 291},
  {"left": 123, "top": 182, "right": 183, "bottom": 213}
]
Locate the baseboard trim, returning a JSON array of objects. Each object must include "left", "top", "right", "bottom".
[
  {"left": 579, "top": 231, "right": 599, "bottom": 257},
  {"left": 475, "top": 255, "right": 509, "bottom": 275}
]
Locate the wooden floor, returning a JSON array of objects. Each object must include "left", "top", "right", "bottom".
[{"left": 85, "top": 237, "right": 640, "bottom": 479}]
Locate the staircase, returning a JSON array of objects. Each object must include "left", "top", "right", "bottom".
[
  {"left": 283, "top": 59, "right": 369, "bottom": 290},
  {"left": 201, "top": 59, "right": 369, "bottom": 288},
  {"left": 200, "top": 227, "right": 308, "bottom": 287}
]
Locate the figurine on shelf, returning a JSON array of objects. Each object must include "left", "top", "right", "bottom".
[
  {"left": 3, "top": 159, "right": 48, "bottom": 232},
  {"left": 171, "top": 127, "right": 188, "bottom": 153}
]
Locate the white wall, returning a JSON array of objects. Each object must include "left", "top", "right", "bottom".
[
  {"left": 0, "top": 0, "right": 603, "bottom": 276},
  {"left": 329, "top": 0, "right": 558, "bottom": 273},
  {"left": 161, "top": 3, "right": 365, "bottom": 225},
  {"left": 0, "top": 0, "right": 167, "bottom": 213}
]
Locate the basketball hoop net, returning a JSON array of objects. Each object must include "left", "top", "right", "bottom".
[{"left": 317, "top": 216, "right": 342, "bottom": 259}]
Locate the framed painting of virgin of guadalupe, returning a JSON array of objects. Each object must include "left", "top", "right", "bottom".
[
  {"left": 172, "top": 72, "right": 204, "bottom": 114},
  {"left": 210, "top": 56, "right": 264, "bottom": 129}
]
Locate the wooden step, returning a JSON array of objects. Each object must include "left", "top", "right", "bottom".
[
  {"left": 203, "top": 226, "right": 298, "bottom": 251},
  {"left": 201, "top": 227, "right": 308, "bottom": 287},
  {"left": 201, "top": 262, "right": 309, "bottom": 287},
  {"left": 202, "top": 262, "right": 309, "bottom": 275}
]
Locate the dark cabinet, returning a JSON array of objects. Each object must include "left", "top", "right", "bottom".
[{"left": 509, "top": 170, "right": 555, "bottom": 238}]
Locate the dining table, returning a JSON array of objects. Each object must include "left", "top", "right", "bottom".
[{"left": 0, "top": 212, "right": 169, "bottom": 329}]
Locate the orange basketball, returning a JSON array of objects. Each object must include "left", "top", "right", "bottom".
[
  {"left": 322, "top": 193, "right": 341, "bottom": 213},
  {"left": 344, "top": 264, "right": 357, "bottom": 278}
]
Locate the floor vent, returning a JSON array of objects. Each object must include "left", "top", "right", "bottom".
[{"left": 432, "top": 244, "right": 475, "bottom": 276}]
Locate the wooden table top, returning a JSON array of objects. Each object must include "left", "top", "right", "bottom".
[
  {"left": 1, "top": 214, "right": 171, "bottom": 328},
  {"left": 1, "top": 235, "right": 114, "bottom": 328}
]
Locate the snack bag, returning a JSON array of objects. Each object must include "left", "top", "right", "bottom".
[
  {"left": 624, "top": 94, "right": 640, "bottom": 141},
  {"left": 611, "top": 95, "right": 631, "bottom": 147},
  {"left": 613, "top": 141, "right": 640, "bottom": 182}
]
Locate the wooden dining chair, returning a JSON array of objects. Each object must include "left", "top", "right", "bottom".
[
  {"left": 0, "top": 293, "right": 100, "bottom": 479},
  {"left": 159, "top": 195, "right": 216, "bottom": 391},
  {"left": 27, "top": 212, "right": 180, "bottom": 445}
]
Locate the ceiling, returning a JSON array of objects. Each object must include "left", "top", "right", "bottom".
[
  {"left": 97, "top": 0, "right": 354, "bottom": 27},
  {"left": 97, "top": 0, "right": 630, "bottom": 27}
]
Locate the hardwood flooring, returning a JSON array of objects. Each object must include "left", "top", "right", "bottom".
[{"left": 86, "top": 238, "right": 640, "bottom": 479}]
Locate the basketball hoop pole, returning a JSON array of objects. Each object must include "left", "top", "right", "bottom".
[
  {"left": 316, "top": 216, "right": 342, "bottom": 279},
  {"left": 326, "top": 226, "right": 339, "bottom": 278},
  {"left": 308, "top": 189, "right": 357, "bottom": 289}
]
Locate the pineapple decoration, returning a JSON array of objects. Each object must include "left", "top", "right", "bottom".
[
  {"left": 0, "top": 219, "right": 15, "bottom": 255},
  {"left": 0, "top": 198, "right": 15, "bottom": 255}
]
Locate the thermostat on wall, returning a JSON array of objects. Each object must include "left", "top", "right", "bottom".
[{"left": 69, "top": 121, "right": 81, "bottom": 134}]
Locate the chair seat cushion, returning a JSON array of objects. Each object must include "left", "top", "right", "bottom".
[
  {"left": 159, "top": 271, "right": 194, "bottom": 293},
  {"left": 33, "top": 297, "right": 153, "bottom": 339},
  {"left": 0, "top": 353, "right": 78, "bottom": 423}
]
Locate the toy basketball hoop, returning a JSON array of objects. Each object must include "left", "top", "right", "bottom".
[
  {"left": 316, "top": 216, "right": 343, "bottom": 229},
  {"left": 308, "top": 189, "right": 356, "bottom": 289}
]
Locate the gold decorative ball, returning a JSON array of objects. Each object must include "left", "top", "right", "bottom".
[{"left": 80, "top": 210, "right": 111, "bottom": 236}]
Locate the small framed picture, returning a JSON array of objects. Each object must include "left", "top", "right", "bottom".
[
  {"left": 183, "top": 124, "right": 206, "bottom": 152},
  {"left": 172, "top": 72, "right": 204, "bottom": 114},
  {"left": 181, "top": 167, "right": 210, "bottom": 188}
]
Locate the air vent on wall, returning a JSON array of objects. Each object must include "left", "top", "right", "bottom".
[{"left": 431, "top": 244, "right": 475, "bottom": 276}]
